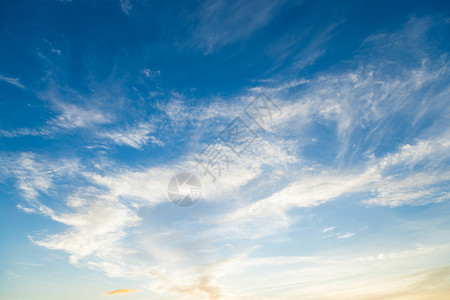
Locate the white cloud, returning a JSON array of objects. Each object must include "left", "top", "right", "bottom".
[
  {"left": 10, "top": 153, "right": 54, "bottom": 200},
  {"left": 322, "top": 226, "right": 336, "bottom": 233},
  {"left": 51, "top": 102, "right": 112, "bottom": 129},
  {"left": 33, "top": 194, "right": 141, "bottom": 265},
  {"left": 16, "top": 204, "right": 35, "bottom": 213},
  {"left": 366, "top": 132, "right": 450, "bottom": 206},
  {"left": 220, "top": 130, "right": 449, "bottom": 239},
  {"left": 292, "top": 23, "right": 340, "bottom": 71},
  {"left": 378, "top": 136, "right": 450, "bottom": 170},
  {"left": 191, "top": 0, "right": 285, "bottom": 53},
  {"left": 211, "top": 244, "right": 450, "bottom": 299},
  {"left": 2, "top": 153, "right": 79, "bottom": 204},
  {"left": 0, "top": 128, "right": 52, "bottom": 138},
  {"left": 184, "top": 134, "right": 298, "bottom": 207},
  {"left": 0, "top": 74, "right": 25, "bottom": 89},
  {"left": 210, "top": 18, "right": 450, "bottom": 240},
  {"left": 250, "top": 79, "right": 309, "bottom": 93},
  {"left": 220, "top": 168, "right": 377, "bottom": 238},
  {"left": 84, "top": 167, "right": 174, "bottom": 207},
  {"left": 5, "top": 16, "right": 449, "bottom": 300},
  {"left": 337, "top": 232, "right": 355, "bottom": 239},
  {"left": 101, "top": 123, "right": 163, "bottom": 149},
  {"left": 142, "top": 68, "right": 160, "bottom": 78},
  {"left": 120, "top": 0, "right": 132, "bottom": 15},
  {"left": 38, "top": 86, "right": 114, "bottom": 131},
  {"left": 365, "top": 170, "right": 450, "bottom": 207}
]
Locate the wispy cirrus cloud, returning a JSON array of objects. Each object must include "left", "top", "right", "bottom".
[
  {"left": 119, "top": 0, "right": 132, "bottom": 15},
  {"left": 214, "top": 17, "right": 450, "bottom": 240},
  {"left": 0, "top": 74, "right": 25, "bottom": 89},
  {"left": 190, "top": 0, "right": 286, "bottom": 53},
  {"left": 0, "top": 128, "right": 52, "bottom": 138},
  {"left": 337, "top": 232, "right": 355, "bottom": 239},
  {"left": 100, "top": 122, "right": 164, "bottom": 150},
  {"left": 33, "top": 194, "right": 141, "bottom": 265},
  {"left": 322, "top": 226, "right": 336, "bottom": 233},
  {"left": 222, "top": 131, "right": 450, "bottom": 239},
  {"left": 50, "top": 102, "right": 112, "bottom": 129},
  {"left": 106, "top": 288, "right": 137, "bottom": 295},
  {"left": 2, "top": 14, "right": 449, "bottom": 300},
  {"left": 5, "top": 153, "right": 75, "bottom": 201}
]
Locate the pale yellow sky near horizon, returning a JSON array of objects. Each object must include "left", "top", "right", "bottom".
[{"left": 101, "top": 265, "right": 450, "bottom": 300}]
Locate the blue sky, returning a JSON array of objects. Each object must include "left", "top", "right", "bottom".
[{"left": 1, "top": 0, "right": 450, "bottom": 299}]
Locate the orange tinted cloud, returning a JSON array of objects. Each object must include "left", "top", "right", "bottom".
[{"left": 106, "top": 289, "right": 138, "bottom": 295}]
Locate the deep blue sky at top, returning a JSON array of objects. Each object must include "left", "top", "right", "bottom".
[
  {"left": 0, "top": 0, "right": 449, "bottom": 166},
  {"left": 1, "top": 0, "right": 449, "bottom": 96}
]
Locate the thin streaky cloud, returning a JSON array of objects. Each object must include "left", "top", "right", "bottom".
[
  {"left": 0, "top": 3, "right": 449, "bottom": 300},
  {"left": 119, "top": 0, "right": 132, "bottom": 15},
  {"left": 100, "top": 122, "right": 164, "bottom": 149},
  {"left": 106, "top": 289, "right": 138, "bottom": 295},
  {"left": 322, "top": 226, "right": 336, "bottom": 233},
  {"left": 337, "top": 232, "right": 355, "bottom": 239},
  {"left": 0, "top": 74, "right": 25, "bottom": 89},
  {"left": 191, "top": 0, "right": 286, "bottom": 53}
]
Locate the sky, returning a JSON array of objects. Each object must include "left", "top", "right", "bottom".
[{"left": 0, "top": 0, "right": 450, "bottom": 299}]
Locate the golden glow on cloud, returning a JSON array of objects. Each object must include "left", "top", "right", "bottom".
[
  {"left": 106, "top": 289, "right": 138, "bottom": 295},
  {"left": 343, "top": 266, "right": 450, "bottom": 300}
]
